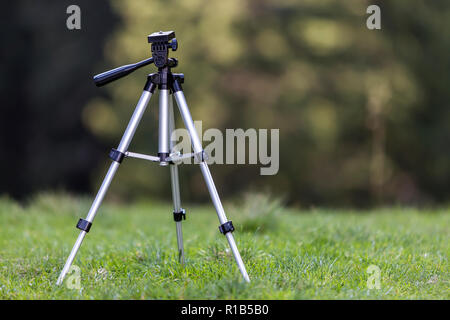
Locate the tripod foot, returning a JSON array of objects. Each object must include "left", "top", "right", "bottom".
[
  {"left": 57, "top": 231, "right": 87, "bottom": 285},
  {"left": 225, "top": 233, "right": 250, "bottom": 283}
]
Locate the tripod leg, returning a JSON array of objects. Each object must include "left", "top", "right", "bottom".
[
  {"left": 57, "top": 86, "right": 155, "bottom": 285},
  {"left": 172, "top": 84, "right": 250, "bottom": 282},
  {"left": 168, "top": 93, "right": 185, "bottom": 264}
]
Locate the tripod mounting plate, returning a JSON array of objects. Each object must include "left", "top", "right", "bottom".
[
  {"left": 148, "top": 30, "right": 175, "bottom": 43},
  {"left": 148, "top": 31, "right": 177, "bottom": 68}
]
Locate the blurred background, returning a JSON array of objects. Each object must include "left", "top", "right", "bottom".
[{"left": 1, "top": 0, "right": 449, "bottom": 207}]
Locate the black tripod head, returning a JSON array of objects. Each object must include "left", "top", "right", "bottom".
[
  {"left": 148, "top": 30, "right": 178, "bottom": 68},
  {"left": 93, "top": 30, "right": 178, "bottom": 87}
]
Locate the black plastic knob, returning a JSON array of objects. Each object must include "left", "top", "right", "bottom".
[{"left": 170, "top": 38, "right": 178, "bottom": 51}]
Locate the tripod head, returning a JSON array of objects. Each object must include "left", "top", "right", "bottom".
[
  {"left": 148, "top": 30, "right": 178, "bottom": 68},
  {"left": 93, "top": 30, "right": 178, "bottom": 87}
]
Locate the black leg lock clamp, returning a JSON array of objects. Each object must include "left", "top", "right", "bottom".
[
  {"left": 219, "top": 221, "right": 235, "bottom": 234},
  {"left": 109, "top": 148, "right": 125, "bottom": 163},
  {"left": 76, "top": 218, "right": 92, "bottom": 233},
  {"left": 173, "top": 209, "right": 186, "bottom": 222}
]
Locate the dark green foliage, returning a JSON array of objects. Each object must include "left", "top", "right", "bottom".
[
  {"left": 83, "top": 1, "right": 450, "bottom": 206},
  {"left": 1, "top": 1, "right": 449, "bottom": 207}
]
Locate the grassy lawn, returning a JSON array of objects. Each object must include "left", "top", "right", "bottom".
[{"left": 0, "top": 193, "right": 448, "bottom": 299}]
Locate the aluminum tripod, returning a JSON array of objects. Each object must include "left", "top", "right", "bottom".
[{"left": 56, "top": 31, "right": 250, "bottom": 285}]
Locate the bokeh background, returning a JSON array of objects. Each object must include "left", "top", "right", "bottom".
[{"left": 1, "top": 0, "right": 449, "bottom": 207}]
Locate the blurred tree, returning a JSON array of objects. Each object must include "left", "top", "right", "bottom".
[
  {"left": 0, "top": 0, "right": 118, "bottom": 198},
  {"left": 1, "top": 0, "right": 449, "bottom": 207},
  {"left": 86, "top": 0, "right": 449, "bottom": 206}
]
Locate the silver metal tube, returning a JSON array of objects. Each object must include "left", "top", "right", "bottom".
[
  {"left": 170, "top": 165, "right": 182, "bottom": 211},
  {"left": 118, "top": 91, "right": 153, "bottom": 152},
  {"left": 199, "top": 162, "right": 227, "bottom": 224},
  {"left": 168, "top": 93, "right": 177, "bottom": 152},
  {"left": 226, "top": 233, "right": 250, "bottom": 282},
  {"left": 175, "top": 222, "right": 184, "bottom": 263},
  {"left": 86, "top": 161, "right": 120, "bottom": 222},
  {"left": 173, "top": 91, "right": 203, "bottom": 153},
  {"left": 169, "top": 94, "right": 185, "bottom": 264},
  {"left": 158, "top": 89, "right": 170, "bottom": 155},
  {"left": 125, "top": 151, "right": 160, "bottom": 163},
  {"left": 173, "top": 90, "right": 250, "bottom": 282},
  {"left": 56, "top": 231, "right": 86, "bottom": 285},
  {"left": 57, "top": 90, "right": 153, "bottom": 285}
]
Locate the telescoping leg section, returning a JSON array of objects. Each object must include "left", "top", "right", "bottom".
[{"left": 57, "top": 82, "right": 156, "bottom": 285}]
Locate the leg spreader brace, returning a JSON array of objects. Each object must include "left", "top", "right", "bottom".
[
  {"left": 219, "top": 221, "right": 235, "bottom": 235},
  {"left": 173, "top": 209, "right": 186, "bottom": 222},
  {"left": 76, "top": 218, "right": 92, "bottom": 233}
]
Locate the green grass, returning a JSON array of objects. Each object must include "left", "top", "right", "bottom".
[{"left": 0, "top": 193, "right": 448, "bottom": 299}]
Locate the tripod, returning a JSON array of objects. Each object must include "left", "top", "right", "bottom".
[{"left": 56, "top": 31, "right": 250, "bottom": 285}]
